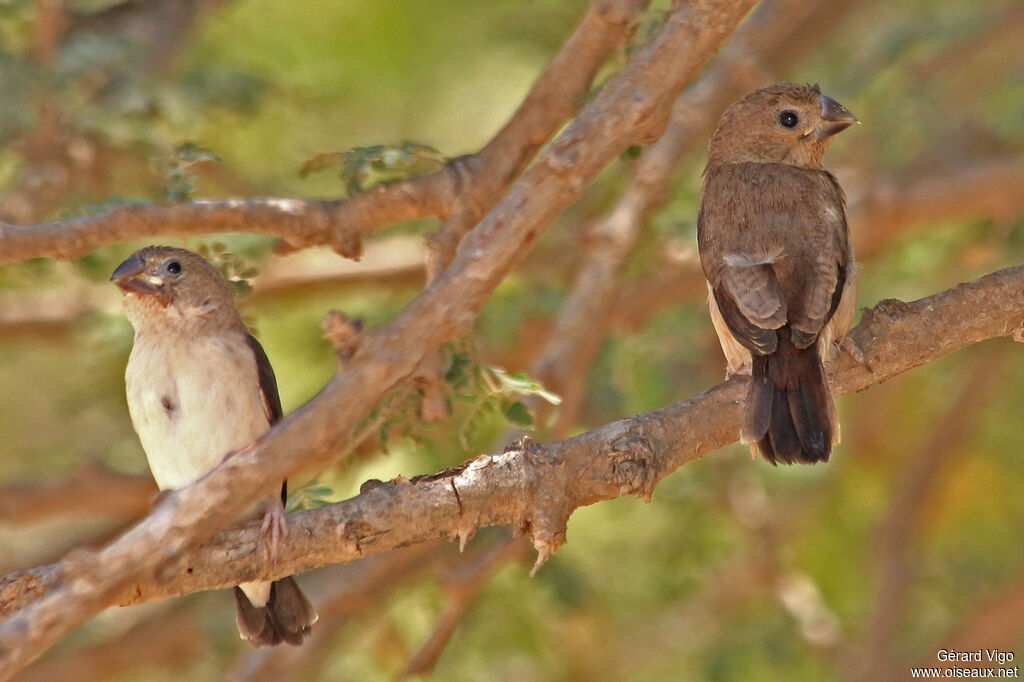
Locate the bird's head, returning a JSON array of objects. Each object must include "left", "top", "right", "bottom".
[
  {"left": 707, "top": 82, "right": 857, "bottom": 169},
  {"left": 111, "top": 246, "right": 241, "bottom": 332}
]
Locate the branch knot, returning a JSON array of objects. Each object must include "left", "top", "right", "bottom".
[{"left": 610, "top": 434, "right": 658, "bottom": 502}]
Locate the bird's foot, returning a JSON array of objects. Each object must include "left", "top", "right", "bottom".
[
  {"left": 839, "top": 336, "right": 872, "bottom": 372},
  {"left": 260, "top": 501, "right": 288, "bottom": 562}
]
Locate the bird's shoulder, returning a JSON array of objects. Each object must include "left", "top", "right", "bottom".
[
  {"left": 245, "top": 333, "right": 283, "bottom": 426},
  {"left": 703, "top": 161, "right": 838, "bottom": 195},
  {"left": 699, "top": 162, "right": 846, "bottom": 236}
]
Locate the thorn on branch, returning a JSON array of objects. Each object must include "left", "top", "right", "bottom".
[
  {"left": 456, "top": 526, "right": 475, "bottom": 554},
  {"left": 527, "top": 533, "right": 561, "bottom": 578},
  {"left": 320, "top": 311, "right": 363, "bottom": 360},
  {"left": 499, "top": 436, "right": 572, "bottom": 577}
]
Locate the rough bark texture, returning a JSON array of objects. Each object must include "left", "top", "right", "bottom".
[
  {"left": 0, "top": 0, "right": 649, "bottom": 266},
  {"left": 531, "top": 0, "right": 832, "bottom": 433},
  {"left": 0, "top": 1, "right": 759, "bottom": 675},
  {"left": 3, "top": 263, "right": 1023, "bottom": 620}
]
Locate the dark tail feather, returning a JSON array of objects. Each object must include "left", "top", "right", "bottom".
[
  {"left": 743, "top": 328, "right": 834, "bottom": 465},
  {"left": 234, "top": 577, "right": 318, "bottom": 647}
]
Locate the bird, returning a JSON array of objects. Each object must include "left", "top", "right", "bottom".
[
  {"left": 697, "top": 82, "right": 860, "bottom": 465},
  {"left": 111, "top": 245, "right": 317, "bottom": 645}
]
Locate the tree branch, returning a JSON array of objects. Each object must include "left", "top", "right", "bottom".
[
  {"left": 0, "top": 1, "right": 757, "bottom": 674},
  {"left": 10, "top": 607, "right": 201, "bottom": 682},
  {"left": 0, "top": 462, "right": 154, "bottom": 525},
  {"left": 531, "top": 0, "right": 829, "bottom": 433},
  {"left": 850, "top": 159, "right": 1024, "bottom": 260},
  {"left": 3, "top": 263, "right": 1023, "bottom": 636},
  {"left": 0, "top": 0, "right": 647, "bottom": 265},
  {"left": 609, "top": 159, "right": 1024, "bottom": 334},
  {"left": 421, "top": 0, "right": 651, "bottom": 280},
  {"left": 0, "top": 199, "right": 367, "bottom": 266},
  {"left": 399, "top": 534, "right": 527, "bottom": 678}
]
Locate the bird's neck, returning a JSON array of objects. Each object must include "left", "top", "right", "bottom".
[{"left": 124, "top": 298, "right": 246, "bottom": 341}]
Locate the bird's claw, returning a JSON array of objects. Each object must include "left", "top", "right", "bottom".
[{"left": 260, "top": 502, "right": 288, "bottom": 562}]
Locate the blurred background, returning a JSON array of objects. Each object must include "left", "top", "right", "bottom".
[{"left": 1, "top": 0, "right": 1023, "bottom": 680}]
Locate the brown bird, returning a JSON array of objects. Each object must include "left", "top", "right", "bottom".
[
  {"left": 112, "top": 246, "right": 317, "bottom": 645},
  {"left": 697, "top": 83, "right": 859, "bottom": 465}
]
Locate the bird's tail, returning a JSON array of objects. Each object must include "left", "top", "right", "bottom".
[
  {"left": 743, "top": 326, "right": 835, "bottom": 465},
  {"left": 234, "top": 577, "right": 318, "bottom": 647}
]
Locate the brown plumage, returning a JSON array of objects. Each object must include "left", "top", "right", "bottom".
[
  {"left": 697, "top": 83, "right": 859, "bottom": 464},
  {"left": 112, "top": 246, "right": 317, "bottom": 645}
]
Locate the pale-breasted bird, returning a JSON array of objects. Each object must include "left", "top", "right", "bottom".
[
  {"left": 697, "top": 83, "right": 859, "bottom": 464},
  {"left": 112, "top": 246, "right": 317, "bottom": 645}
]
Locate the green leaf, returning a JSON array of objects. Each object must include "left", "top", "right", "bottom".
[
  {"left": 158, "top": 143, "right": 222, "bottom": 201},
  {"left": 490, "top": 368, "right": 562, "bottom": 405},
  {"left": 503, "top": 400, "right": 533, "bottom": 427}
]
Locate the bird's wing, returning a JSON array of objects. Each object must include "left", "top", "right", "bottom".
[
  {"left": 711, "top": 264, "right": 787, "bottom": 356},
  {"left": 245, "top": 333, "right": 287, "bottom": 504},
  {"left": 787, "top": 170, "right": 849, "bottom": 346},
  {"left": 245, "top": 333, "right": 284, "bottom": 426},
  {"left": 791, "top": 255, "right": 847, "bottom": 348},
  {"left": 699, "top": 163, "right": 848, "bottom": 353}
]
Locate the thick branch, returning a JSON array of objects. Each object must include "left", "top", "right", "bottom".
[
  {"left": 421, "top": 0, "right": 650, "bottom": 279},
  {"left": 609, "top": 159, "right": 1024, "bottom": 333},
  {"left": 0, "top": 1, "right": 756, "bottom": 674},
  {"left": 0, "top": 198, "right": 370, "bottom": 266},
  {"left": 851, "top": 159, "right": 1024, "bottom": 259},
  {"left": 532, "top": 0, "right": 826, "bottom": 433},
  {"left": 0, "top": 0, "right": 646, "bottom": 265},
  {"left": 3, "top": 264, "right": 1022, "bottom": 621}
]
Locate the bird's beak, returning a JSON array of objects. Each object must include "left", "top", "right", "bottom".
[
  {"left": 815, "top": 94, "right": 858, "bottom": 141},
  {"left": 111, "top": 252, "right": 167, "bottom": 301}
]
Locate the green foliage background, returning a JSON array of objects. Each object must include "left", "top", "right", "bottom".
[{"left": 1, "top": 0, "right": 1023, "bottom": 679}]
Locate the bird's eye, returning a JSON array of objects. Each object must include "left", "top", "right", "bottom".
[
  {"left": 778, "top": 110, "right": 800, "bottom": 128},
  {"left": 164, "top": 260, "right": 183, "bottom": 276}
]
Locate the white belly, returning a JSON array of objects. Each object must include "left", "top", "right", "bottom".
[{"left": 125, "top": 331, "right": 270, "bottom": 490}]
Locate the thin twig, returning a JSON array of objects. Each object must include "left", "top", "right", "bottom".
[
  {"left": 399, "top": 534, "right": 527, "bottom": 678},
  {"left": 530, "top": 0, "right": 831, "bottom": 434},
  {"left": 0, "top": 2, "right": 804, "bottom": 673}
]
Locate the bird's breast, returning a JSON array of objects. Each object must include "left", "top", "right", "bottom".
[{"left": 125, "top": 331, "right": 269, "bottom": 490}]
